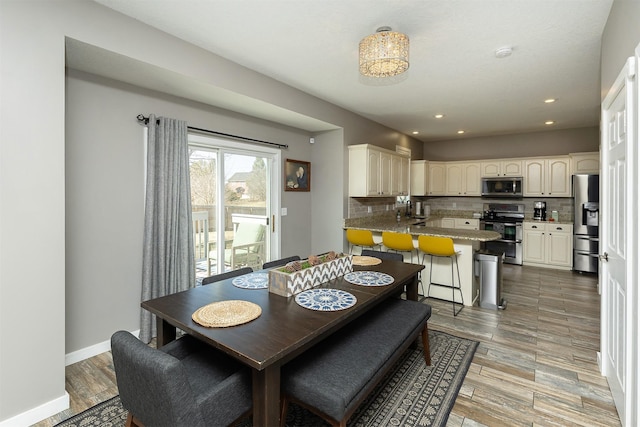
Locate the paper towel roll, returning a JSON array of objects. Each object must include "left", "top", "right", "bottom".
[
  {"left": 416, "top": 202, "right": 422, "bottom": 216},
  {"left": 424, "top": 205, "right": 430, "bottom": 217}
]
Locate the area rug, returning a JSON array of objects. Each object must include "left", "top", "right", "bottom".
[{"left": 55, "top": 330, "right": 477, "bottom": 427}]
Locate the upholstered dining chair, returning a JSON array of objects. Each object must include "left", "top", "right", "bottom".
[
  {"left": 201, "top": 266, "right": 253, "bottom": 286},
  {"left": 111, "top": 331, "right": 252, "bottom": 427},
  {"left": 360, "top": 249, "right": 404, "bottom": 262},
  {"left": 262, "top": 255, "right": 301, "bottom": 269}
]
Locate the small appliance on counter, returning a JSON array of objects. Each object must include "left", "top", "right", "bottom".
[{"left": 533, "top": 201, "right": 547, "bottom": 221}]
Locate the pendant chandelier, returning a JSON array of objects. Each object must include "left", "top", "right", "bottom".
[{"left": 359, "top": 26, "right": 409, "bottom": 78}]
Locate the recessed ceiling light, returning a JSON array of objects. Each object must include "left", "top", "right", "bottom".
[
  {"left": 545, "top": 120, "right": 555, "bottom": 125},
  {"left": 457, "top": 130, "right": 465, "bottom": 134},
  {"left": 544, "top": 98, "right": 557, "bottom": 103},
  {"left": 412, "top": 131, "right": 419, "bottom": 135},
  {"left": 434, "top": 114, "right": 445, "bottom": 119}
]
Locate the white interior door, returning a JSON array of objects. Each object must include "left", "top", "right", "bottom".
[{"left": 600, "top": 56, "right": 637, "bottom": 426}]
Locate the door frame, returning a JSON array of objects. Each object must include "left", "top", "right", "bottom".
[{"left": 189, "top": 134, "right": 282, "bottom": 273}]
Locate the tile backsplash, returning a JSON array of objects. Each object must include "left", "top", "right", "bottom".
[{"left": 348, "top": 196, "right": 574, "bottom": 222}]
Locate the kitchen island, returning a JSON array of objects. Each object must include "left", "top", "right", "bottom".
[{"left": 344, "top": 215, "right": 501, "bottom": 306}]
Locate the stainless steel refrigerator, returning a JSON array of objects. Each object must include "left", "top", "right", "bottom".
[{"left": 573, "top": 174, "right": 599, "bottom": 273}]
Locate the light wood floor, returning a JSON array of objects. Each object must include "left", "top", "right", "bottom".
[{"left": 34, "top": 264, "right": 620, "bottom": 427}]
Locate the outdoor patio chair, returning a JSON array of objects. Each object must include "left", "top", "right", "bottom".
[{"left": 207, "top": 220, "right": 265, "bottom": 274}]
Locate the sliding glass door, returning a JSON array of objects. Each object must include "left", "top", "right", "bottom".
[{"left": 189, "top": 134, "right": 280, "bottom": 281}]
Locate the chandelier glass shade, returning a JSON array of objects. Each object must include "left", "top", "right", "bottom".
[{"left": 359, "top": 26, "right": 409, "bottom": 78}]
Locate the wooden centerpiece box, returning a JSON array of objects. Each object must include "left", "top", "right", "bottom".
[{"left": 268, "top": 253, "right": 353, "bottom": 297}]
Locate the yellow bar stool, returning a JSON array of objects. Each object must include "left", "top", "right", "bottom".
[
  {"left": 345, "top": 229, "right": 381, "bottom": 254},
  {"left": 381, "top": 231, "right": 417, "bottom": 263},
  {"left": 418, "top": 235, "right": 464, "bottom": 316}
]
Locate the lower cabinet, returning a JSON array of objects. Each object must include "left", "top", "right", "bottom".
[
  {"left": 523, "top": 222, "right": 573, "bottom": 269},
  {"left": 430, "top": 218, "right": 479, "bottom": 230},
  {"left": 453, "top": 218, "right": 479, "bottom": 230}
]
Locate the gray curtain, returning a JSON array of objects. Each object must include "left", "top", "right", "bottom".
[{"left": 140, "top": 115, "right": 195, "bottom": 343}]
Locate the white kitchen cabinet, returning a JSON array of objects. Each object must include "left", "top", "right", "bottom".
[
  {"left": 453, "top": 218, "right": 479, "bottom": 230},
  {"left": 524, "top": 157, "right": 571, "bottom": 197},
  {"left": 481, "top": 159, "right": 523, "bottom": 177},
  {"left": 445, "top": 162, "right": 481, "bottom": 196},
  {"left": 410, "top": 160, "right": 428, "bottom": 196},
  {"left": 463, "top": 163, "right": 481, "bottom": 195},
  {"left": 428, "top": 162, "right": 446, "bottom": 195},
  {"left": 570, "top": 152, "right": 600, "bottom": 174},
  {"left": 348, "top": 144, "right": 407, "bottom": 197},
  {"left": 523, "top": 222, "right": 573, "bottom": 269},
  {"left": 392, "top": 155, "right": 410, "bottom": 196},
  {"left": 440, "top": 218, "right": 455, "bottom": 228}
]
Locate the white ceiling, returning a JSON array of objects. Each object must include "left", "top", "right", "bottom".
[{"left": 91, "top": 0, "right": 613, "bottom": 142}]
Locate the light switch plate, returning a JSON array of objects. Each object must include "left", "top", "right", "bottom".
[{"left": 281, "top": 207, "right": 288, "bottom": 216}]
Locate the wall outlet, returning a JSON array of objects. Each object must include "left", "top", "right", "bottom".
[
  {"left": 367, "top": 206, "right": 372, "bottom": 213},
  {"left": 453, "top": 202, "right": 457, "bottom": 208},
  {"left": 281, "top": 207, "right": 288, "bottom": 216}
]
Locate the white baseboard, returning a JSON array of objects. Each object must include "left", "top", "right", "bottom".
[
  {"left": 65, "top": 329, "right": 140, "bottom": 366},
  {"left": 0, "top": 393, "right": 69, "bottom": 427}
]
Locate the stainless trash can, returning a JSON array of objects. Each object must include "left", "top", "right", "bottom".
[{"left": 474, "top": 249, "right": 506, "bottom": 310}]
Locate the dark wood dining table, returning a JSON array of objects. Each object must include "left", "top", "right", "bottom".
[{"left": 141, "top": 259, "right": 424, "bottom": 427}]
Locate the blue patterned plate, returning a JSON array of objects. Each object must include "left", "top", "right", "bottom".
[
  {"left": 343, "top": 271, "right": 394, "bottom": 286},
  {"left": 295, "top": 289, "right": 357, "bottom": 311},
  {"left": 232, "top": 273, "right": 269, "bottom": 289}
]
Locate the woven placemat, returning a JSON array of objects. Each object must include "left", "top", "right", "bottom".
[
  {"left": 352, "top": 255, "right": 382, "bottom": 266},
  {"left": 192, "top": 300, "right": 262, "bottom": 328}
]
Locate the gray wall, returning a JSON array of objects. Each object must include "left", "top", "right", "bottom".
[
  {"left": 65, "top": 70, "right": 317, "bottom": 352},
  {"left": 601, "top": 0, "right": 640, "bottom": 96},
  {"left": 422, "top": 126, "right": 599, "bottom": 161}
]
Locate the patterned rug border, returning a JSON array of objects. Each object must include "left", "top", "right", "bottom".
[{"left": 55, "top": 329, "right": 478, "bottom": 427}]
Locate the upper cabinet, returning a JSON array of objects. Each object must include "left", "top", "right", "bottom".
[
  {"left": 427, "top": 162, "right": 446, "bottom": 195},
  {"left": 570, "top": 152, "right": 600, "bottom": 174},
  {"left": 445, "top": 162, "right": 481, "bottom": 196},
  {"left": 391, "top": 155, "right": 410, "bottom": 196},
  {"left": 481, "top": 159, "right": 523, "bottom": 177},
  {"left": 348, "top": 144, "right": 409, "bottom": 197},
  {"left": 410, "top": 160, "right": 429, "bottom": 196},
  {"left": 524, "top": 156, "right": 571, "bottom": 197}
]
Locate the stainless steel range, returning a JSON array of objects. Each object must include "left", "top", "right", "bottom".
[{"left": 480, "top": 203, "right": 525, "bottom": 265}]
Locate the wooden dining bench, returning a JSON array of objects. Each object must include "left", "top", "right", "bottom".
[{"left": 280, "top": 297, "right": 432, "bottom": 427}]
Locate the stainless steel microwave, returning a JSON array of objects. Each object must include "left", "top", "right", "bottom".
[{"left": 481, "top": 177, "right": 523, "bottom": 198}]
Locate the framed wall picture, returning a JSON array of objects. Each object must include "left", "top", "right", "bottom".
[{"left": 285, "top": 159, "right": 311, "bottom": 192}]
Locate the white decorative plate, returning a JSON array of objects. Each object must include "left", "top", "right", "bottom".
[
  {"left": 232, "top": 272, "right": 269, "bottom": 289},
  {"left": 295, "top": 289, "right": 357, "bottom": 311},
  {"left": 343, "top": 271, "right": 394, "bottom": 287}
]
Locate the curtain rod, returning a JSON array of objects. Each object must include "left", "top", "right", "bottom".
[{"left": 136, "top": 114, "right": 288, "bottom": 149}]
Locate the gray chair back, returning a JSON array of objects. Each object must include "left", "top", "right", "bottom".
[
  {"left": 262, "top": 255, "right": 301, "bottom": 269},
  {"left": 361, "top": 249, "right": 404, "bottom": 262},
  {"left": 111, "top": 331, "right": 252, "bottom": 426},
  {"left": 111, "top": 331, "right": 206, "bottom": 427},
  {"left": 202, "top": 266, "right": 253, "bottom": 285}
]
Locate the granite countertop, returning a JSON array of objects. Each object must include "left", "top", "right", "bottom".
[{"left": 344, "top": 215, "right": 501, "bottom": 242}]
